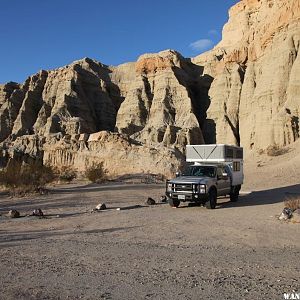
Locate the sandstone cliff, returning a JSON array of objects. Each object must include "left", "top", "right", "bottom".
[
  {"left": 193, "top": 0, "right": 300, "bottom": 151},
  {"left": 114, "top": 50, "right": 210, "bottom": 151},
  {"left": 0, "top": 50, "right": 211, "bottom": 175},
  {"left": 0, "top": 0, "right": 299, "bottom": 176}
]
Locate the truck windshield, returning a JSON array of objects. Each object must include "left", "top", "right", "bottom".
[{"left": 183, "top": 166, "right": 216, "bottom": 178}]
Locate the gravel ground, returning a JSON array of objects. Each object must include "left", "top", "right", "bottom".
[{"left": 0, "top": 180, "right": 299, "bottom": 300}]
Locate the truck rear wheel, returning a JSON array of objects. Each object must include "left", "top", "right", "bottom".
[
  {"left": 230, "top": 185, "right": 240, "bottom": 202},
  {"left": 205, "top": 189, "right": 217, "bottom": 209},
  {"left": 168, "top": 198, "right": 180, "bottom": 208},
  {"left": 230, "top": 192, "right": 238, "bottom": 202}
]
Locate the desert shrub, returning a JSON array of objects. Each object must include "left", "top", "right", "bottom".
[
  {"left": 22, "top": 162, "right": 55, "bottom": 188},
  {"left": 266, "top": 144, "right": 288, "bottom": 156},
  {"left": 284, "top": 196, "right": 300, "bottom": 211},
  {"left": 85, "top": 162, "right": 107, "bottom": 183},
  {"left": 58, "top": 166, "right": 77, "bottom": 182},
  {"left": 0, "top": 160, "right": 55, "bottom": 195},
  {"left": 0, "top": 160, "right": 22, "bottom": 187}
]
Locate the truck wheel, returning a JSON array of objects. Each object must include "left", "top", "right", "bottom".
[
  {"left": 230, "top": 186, "right": 240, "bottom": 202},
  {"left": 205, "top": 189, "right": 217, "bottom": 209},
  {"left": 168, "top": 198, "right": 180, "bottom": 208},
  {"left": 230, "top": 193, "right": 238, "bottom": 202}
]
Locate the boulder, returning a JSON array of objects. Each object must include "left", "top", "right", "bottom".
[
  {"left": 146, "top": 197, "right": 156, "bottom": 205},
  {"left": 294, "top": 209, "right": 300, "bottom": 215},
  {"left": 278, "top": 207, "right": 293, "bottom": 221},
  {"left": 291, "top": 213, "right": 300, "bottom": 224},
  {"left": 32, "top": 208, "right": 44, "bottom": 217},
  {"left": 8, "top": 210, "right": 20, "bottom": 218},
  {"left": 160, "top": 196, "right": 167, "bottom": 203},
  {"left": 95, "top": 203, "right": 107, "bottom": 211}
]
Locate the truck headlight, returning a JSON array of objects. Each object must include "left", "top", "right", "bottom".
[
  {"left": 198, "top": 184, "right": 206, "bottom": 194},
  {"left": 167, "top": 183, "right": 172, "bottom": 192}
]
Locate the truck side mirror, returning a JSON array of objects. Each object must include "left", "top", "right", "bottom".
[{"left": 176, "top": 171, "right": 180, "bottom": 177}]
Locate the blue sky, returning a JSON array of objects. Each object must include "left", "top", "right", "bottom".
[{"left": 0, "top": 0, "right": 239, "bottom": 83}]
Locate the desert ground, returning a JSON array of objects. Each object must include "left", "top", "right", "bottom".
[{"left": 1, "top": 145, "right": 300, "bottom": 300}]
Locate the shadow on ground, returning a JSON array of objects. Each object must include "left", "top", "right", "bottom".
[
  {"left": 0, "top": 226, "right": 140, "bottom": 249},
  {"left": 50, "top": 183, "right": 164, "bottom": 194},
  {"left": 0, "top": 183, "right": 165, "bottom": 212},
  {"left": 170, "top": 184, "right": 300, "bottom": 209},
  {"left": 218, "top": 184, "right": 300, "bottom": 209},
  {"left": 1, "top": 183, "right": 299, "bottom": 214}
]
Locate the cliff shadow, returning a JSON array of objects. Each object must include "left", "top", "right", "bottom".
[
  {"left": 202, "top": 119, "right": 216, "bottom": 144},
  {"left": 71, "top": 59, "right": 124, "bottom": 133},
  {"left": 172, "top": 62, "right": 216, "bottom": 144}
]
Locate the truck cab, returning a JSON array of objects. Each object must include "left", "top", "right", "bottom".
[{"left": 166, "top": 144, "right": 243, "bottom": 209}]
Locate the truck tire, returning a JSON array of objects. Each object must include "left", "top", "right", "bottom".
[
  {"left": 230, "top": 185, "right": 240, "bottom": 202},
  {"left": 168, "top": 198, "right": 180, "bottom": 208},
  {"left": 205, "top": 189, "right": 217, "bottom": 209}
]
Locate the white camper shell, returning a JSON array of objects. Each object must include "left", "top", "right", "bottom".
[{"left": 186, "top": 144, "right": 244, "bottom": 186}]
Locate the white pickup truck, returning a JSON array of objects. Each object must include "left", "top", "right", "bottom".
[{"left": 166, "top": 144, "right": 244, "bottom": 209}]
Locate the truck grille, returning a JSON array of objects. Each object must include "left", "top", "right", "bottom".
[{"left": 174, "top": 183, "right": 193, "bottom": 193}]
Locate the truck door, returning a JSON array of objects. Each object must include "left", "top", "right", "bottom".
[{"left": 216, "top": 166, "right": 231, "bottom": 196}]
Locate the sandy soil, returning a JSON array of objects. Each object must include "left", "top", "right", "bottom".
[{"left": 0, "top": 145, "right": 300, "bottom": 300}]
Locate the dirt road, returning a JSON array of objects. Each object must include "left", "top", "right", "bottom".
[{"left": 0, "top": 181, "right": 299, "bottom": 300}]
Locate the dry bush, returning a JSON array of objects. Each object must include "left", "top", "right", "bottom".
[
  {"left": 284, "top": 196, "right": 300, "bottom": 211},
  {"left": 57, "top": 166, "right": 77, "bottom": 182},
  {"left": 0, "top": 160, "right": 55, "bottom": 195},
  {"left": 0, "top": 160, "right": 21, "bottom": 188},
  {"left": 85, "top": 162, "right": 107, "bottom": 183},
  {"left": 266, "top": 144, "right": 288, "bottom": 156}
]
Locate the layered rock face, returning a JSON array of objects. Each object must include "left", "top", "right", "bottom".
[
  {"left": 0, "top": 52, "right": 208, "bottom": 175},
  {"left": 114, "top": 50, "right": 210, "bottom": 151},
  {"left": 0, "top": 0, "right": 299, "bottom": 176},
  {"left": 0, "top": 58, "right": 122, "bottom": 142},
  {"left": 193, "top": 0, "right": 300, "bottom": 151}
]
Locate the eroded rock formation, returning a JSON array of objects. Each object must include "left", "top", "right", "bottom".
[
  {"left": 193, "top": 0, "right": 300, "bottom": 151},
  {"left": 0, "top": 0, "right": 299, "bottom": 176},
  {"left": 115, "top": 50, "right": 210, "bottom": 151}
]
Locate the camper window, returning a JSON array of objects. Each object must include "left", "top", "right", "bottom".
[
  {"left": 233, "top": 161, "right": 241, "bottom": 172},
  {"left": 226, "top": 148, "right": 234, "bottom": 158},
  {"left": 236, "top": 149, "right": 243, "bottom": 159}
]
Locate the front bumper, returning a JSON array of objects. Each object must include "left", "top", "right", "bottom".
[{"left": 165, "top": 192, "right": 208, "bottom": 202}]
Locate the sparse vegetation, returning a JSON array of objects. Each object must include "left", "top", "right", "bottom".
[
  {"left": 85, "top": 162, "right": 107, "bottom": 183},
  {"left": 57, "top": 166, "right": 77, "bottom": 182},
  {"left": 0, "top": 160, "right": 55, "bottom": 196},
  {"left": 284, "top": 195, "right": 300, "bottom": 211},
  {"left": 266, "top": 144, "right": 289, "bottom": 156}
]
